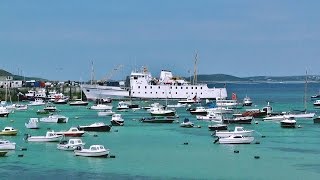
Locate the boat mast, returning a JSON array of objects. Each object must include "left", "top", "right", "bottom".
[
  {"left": 90, "top": 61, "right": 95, "bottom": 85},
  {"left": 304, "top": 69, "right": 308, "bottom": 111},
  {"left": 193, "top": 52, "right": 198, "bottom": 85}
]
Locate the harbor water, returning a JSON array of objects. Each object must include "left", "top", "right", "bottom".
[{"left": 0, "top": 82, "right": 320, "bottom": 180}]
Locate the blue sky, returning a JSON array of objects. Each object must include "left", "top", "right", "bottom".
[{"left": 1, "top": 0, "right": 319, "bottom": 81}]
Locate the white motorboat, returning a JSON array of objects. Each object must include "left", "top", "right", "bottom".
[
  {"left": 43, "top": 104, "right": 57, "bottom": 112},
  {"left": 180, "top": 118, "right": 194, "bottom": 128},
  {"left": 74, "top": 145, "right": 110, "bottom": 157},
  {"left": 90, "top": 104, "right": 113, "bottom": 110},
  {"left": 117, "top": 101, "right": 130, "bottom": 111},
  {"left": 0, "top": 127, "right": 18, "bottom": 136},
  {"left": 213, "top": 126, "right": 254, "bottom": 138},
  {"left": 97, "top": 110, "right": 115, "bottom": 117},
  {"left": 207, "top": 107, "right": 234, "bottom": 114},
  {"left": 111, "top": 114, "right": 124, "bottom": 126},
  {"left": 313, "top": 100, "right": 320, "bottom": 106},
  {"left": 280, "top": 117, "right": 296, "bottom": 128},
  {"left": 14, "top": 104, "right": 28, "bottom": 111},
  {"left": 150, "top": 107, "right": 176, "bottom": 116},
  {"left": 216, "top": 97, "right": 239, "bottom": 108},
  {"left": 40, "top": 115, "right": 69, "bottom": 123},
  {"left": 178, "top": 96, "right": 200, "bottom": 104},
  {"left": 243, "top": 96, "right": 253, "bottom": 106},
  {"left": 0, "top": 139, "right": 16, "bottom": 150},
  {"left": 25, "top": 118, "right": 40, "bottom": 129},
  {"left": 0, "top": 106, "right": 10, "bottom": 117},
  {"left": 214, "top": 135, "right": 254, "bottom": 144},
  {"left": 167, "top": 103, "right": 187, "bottom": 108},
  {"left": 57, "top": 138, "right": 85, "bottom": 151},
  {"left": 196, "top": 112, "right": 223, "bottom": 122},
  {"left": 55, "top": 127, "right": 85, "bottom": 137},
  {"left": 69, "top": 100, "right": 89, "bottom": 106},
  {"left": 28, "top": 98, "right": 46, "bottom": 106},
  {"left": 189, "top": 106, "right": 208, "bottom": 116},
  {"left": 26, "top": 131, "right": 63, "bottom": 142},
  {"left": 264, "top": 112, "right": 315, "bottom": 120}
]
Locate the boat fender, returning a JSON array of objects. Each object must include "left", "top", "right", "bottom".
[
  {"left": 213, "top": 138, "right": 219, "bottom": 144},
  {"left": 110, "top": 155, "right": 116, "bottom": 158},
  {"left": 255, "top": 141, "right": 260, "bottom": 144},
  {"left": 254, "top": 156, "right": 260, "bottom": 159},
  {"left": 20, "top": 147, "right": 27, "bottom": 151},
  {"left": 183, "top": 142, "right": 189, "bottom": 145},
  {"left": 93, "top": 134, "right": 98, "bottom": 137},
  {"left": 18, "top": 154, "right": 24, "bottom": 157},
  {"left": 234, "top": 150, "right": 239, "bottom": 153}
]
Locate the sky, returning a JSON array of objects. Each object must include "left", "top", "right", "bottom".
[{"left": 1, "top": 0, "right": 320, "bottom": 81}]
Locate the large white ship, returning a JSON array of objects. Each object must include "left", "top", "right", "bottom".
[{"left": 81, "top": 68, "right": 227, "bottom": 100}]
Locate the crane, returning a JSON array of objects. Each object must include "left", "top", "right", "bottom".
[{"left": 101, "top": 65, "right": 124, "bottom": 84}]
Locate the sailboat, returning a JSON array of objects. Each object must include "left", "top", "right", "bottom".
[
  {"left": 287, "top": 70, "right": 315, "bottom": 119},
  {"left": 69, "top": 80, "right": 89, "bottom": 106}
]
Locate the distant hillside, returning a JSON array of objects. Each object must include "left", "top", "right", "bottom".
[
  {"left": 246, "top": 75, "right": 320, "bottom": 82},
  {"left": 187, "top": 74, "right": 320, "bottom": 82},
  {"left": 0, "top": 69, "right": 47, "bottom": 81},
  {"left": 188, "top": 74, "right": 248, "bottom": 82}
]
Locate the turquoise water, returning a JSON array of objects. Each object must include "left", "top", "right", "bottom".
[{"left": 1, "top": 83, "right": 320, "bottom": 180}]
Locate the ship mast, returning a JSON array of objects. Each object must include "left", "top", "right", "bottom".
[
  {"left": 193, "top": 52, "right": 198, "bottom": 85},
  {"left": 90, "top": 61, "right": 95, "bottom": 85},
  {"left": 304, "top": 69, "right": 308, "bottom": 111}
]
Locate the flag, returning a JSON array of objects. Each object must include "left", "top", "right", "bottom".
[
  {"left": 232, "top": 93, "right": 237, "bottom": 100},
  {"left": 193, "top": 95, "right": 197, "bottom": 101}
]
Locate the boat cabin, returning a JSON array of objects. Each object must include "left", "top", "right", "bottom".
[
  {"left": 2, "top": 127, "right": 16, "bottom": 132},
  {"left": 90, "top": 145, "right": 106, "bottom": 151}
]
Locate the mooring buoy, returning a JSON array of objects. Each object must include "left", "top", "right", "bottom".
[
  {"left": 110, "top": 155, "right": 116, "bottom": 158},
  {"left": 254, "top": 156, "right": 260, "bottom": 159},
  {"left": 234, "top": 150, "right": 239, "bottom": 153},
  {"left": 183, "top": 142, "right": 189, "bottom": 145}
]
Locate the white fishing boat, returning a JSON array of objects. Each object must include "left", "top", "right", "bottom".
[
  {"left": 111, "top": 114, "right": 124, "bottom": 126},
  {"left": 189, "top": 106, "right": 208, "bottom": 116},
  {"left": 214, "top": 135, "right": 254, "bottom": 144},
  {"left": 0, "top": 106, "right": 10, "bottom": 117},
  {"left": 97, "top": 110, "right": 115, "bottom": 117},
  {"left": 117, "top": 101, "right": 130, "bottom": 111},
  {"left": 213, "top": 126, "right": 254, "bottom": 138},
  {"left": 313, "top": 100, "right": 320, "bottom": 106},
  {"left": 25, "top": 118, "right": 40, "bottom": 129},
  {"left": 243, "top": 96, "right": 253, "bottom": 106},
  {"left": 90, "top": 104, "right": 113, "bottom": 110},
  {"left": 216, "top": 97, "right": 239, "bottom": 108},
  {"left": 0, "top": 139, "right": 16, "bottom": 150},
  {"left": 81, "top": 65, "right": 227, "bottom": 100},
  {"left": 166, "top": 103, "right": 187, "bottom": 108},
  {"left": 57, "top": 138, "right": 85, "bottom": 151},
  {"left": 74, "top": 145, "right": 110, "bottom": 157},
  {"left": 40, "top": 115, "right": 69, "bottom": 123},
  {"left": 150, "top": 107, "right": 175, "bottom": 116},
  {"left": 196, "top": 112, "right": 223, "bottom": 122},
  {"left": 43, "top": 104, "right": 57, "bottom": 112},
  {"left": 180, "top": 118, "right": 194, "bottom": 128},
  {"left": 28, "top": 98, "right": 46, "bottom": 106},
  {"left": 14, "top": 104, "right": 28, "bottom": 111},
  {"left": 26, "top": 131, "right": 63, "bottom": 142}
]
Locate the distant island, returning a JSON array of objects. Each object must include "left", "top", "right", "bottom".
[
  {"left": 0, "top": 69, "right": 47, "bottom": 81},
  {"left": 1, "top": 68, "right": 319, "bottom": 83}
]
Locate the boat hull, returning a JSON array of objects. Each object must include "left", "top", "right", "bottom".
[
  {"left": 74, "top": 150, "right": 109, "bottom": 157},
  {"left": 78, "top": 125, "right": 111, "bottom": 132},
  {"left": 27, "top": 136, "right": 62, "bottom": 142},
  {"left": 217, "top": 137, "right": 254, "bottom": 144},
  {"left": 110, "top": 120, "right": 124, "bottom": 126},
  {"left": 208, "top": 124, "right": 228, "bottom": 131}
]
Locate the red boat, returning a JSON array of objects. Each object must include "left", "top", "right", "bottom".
[{"left": 55, "top": 127, "right": 85, "bottom": 137}]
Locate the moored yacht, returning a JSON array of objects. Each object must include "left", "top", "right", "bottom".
[
  {"left": 74, "top": 145, "right": 110, "bottom": 157},
  {"left": 280, "top": 117, "right": 296, "bottom": 128},
  {"left": 57, "top": 138, "right": 85, "bottom": 151},
  {"left": 25, "top": 118, "right": 40, "bottom": 129},
  {"left": 111, "top": 114, "right": 124, "bottom": 126},
  {"left": 213, "top": 126, "right": 254, "bottom": 138},
  {"left": 243, "top": 96, "right": 253, "bottom": 106}
]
